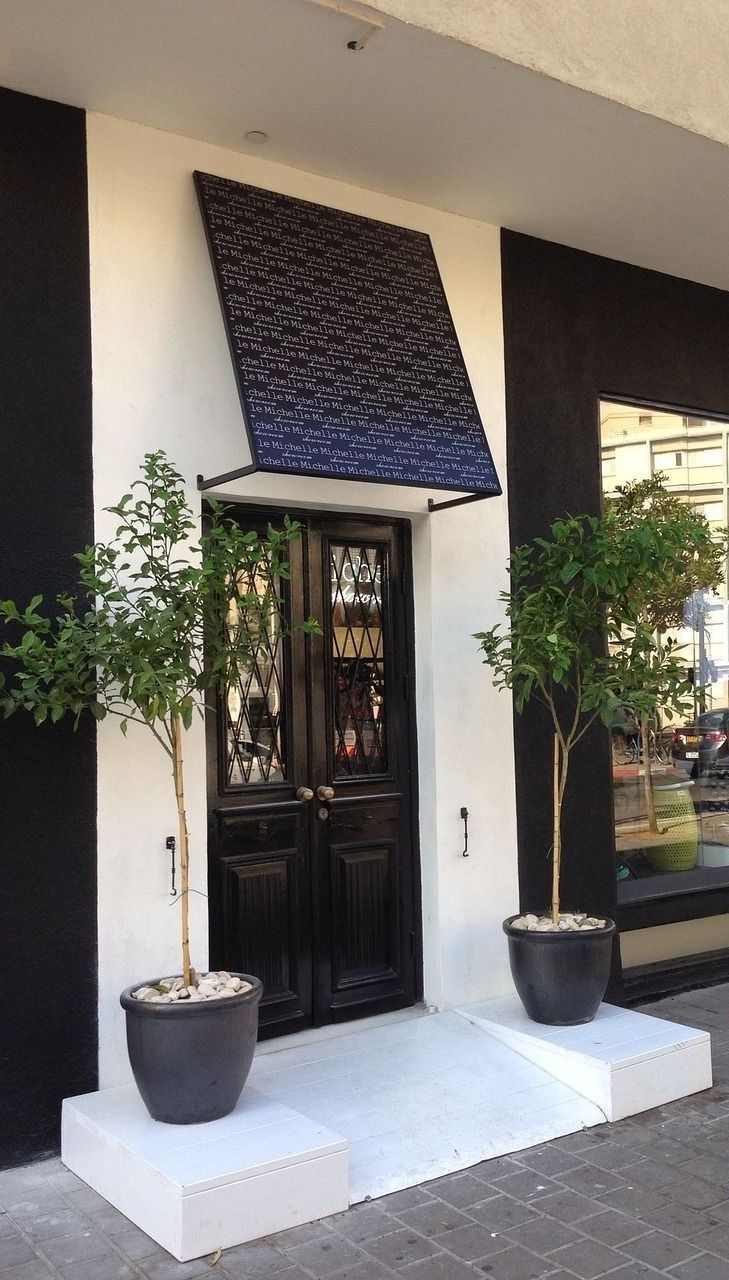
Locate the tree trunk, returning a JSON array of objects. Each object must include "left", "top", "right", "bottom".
[
  {"left": 552, "top": 732, "right": 561, "bottom": 924},
  {"left": 172, "top": 714, "right": 193, "bottom": 987},
  {"left": 640, "top": 717, "right": 661, "bottom": 835}
]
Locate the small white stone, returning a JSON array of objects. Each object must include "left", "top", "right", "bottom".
[
  {"left": 217, "top": 971, "right": 232, "bottom": 983},
  {"left": 524, "top": 913, "right": 539, "bottom": 925},
  {"left": 134, "top": 986, "right": 154, "bottom": 1001},
  {"left": 187, "top": 986, "right": 199, "bottom": 997},
  {"left": 177, "top": 988, "right": 190, "bottom": 999},
  {"left": 219, "top": 988, "right": 236, "bottom": 997},
  {"left": 225, "top": 976, "right": 243, "bottom": 990},
  {"left": 511, "top": 917, "right": 528, "bottom": 930}
]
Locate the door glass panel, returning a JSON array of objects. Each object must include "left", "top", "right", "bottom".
[
  {"left": 225, "top": 558, "right": 286, "bottom": 787},
  {"left": 330, "top": 543, "right": 387, "bottom": 777}
]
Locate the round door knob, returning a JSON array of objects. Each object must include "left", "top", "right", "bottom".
[
  {"left": 316, "top": 785, "right": 335, "bottom": 801},
  {"left": 296, "top": 786, "right": 314, "bottom": 802}
]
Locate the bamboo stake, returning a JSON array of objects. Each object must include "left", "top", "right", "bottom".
[
  {"left": 552, "top": 731, "right": 561, "bottom": 924},
  {"left": 172, "top": 714, "right": 193, "bottom": 987}
]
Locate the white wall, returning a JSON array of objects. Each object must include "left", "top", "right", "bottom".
[{"left": 87, "top": 112, "right": 518, "bottom": 1085}]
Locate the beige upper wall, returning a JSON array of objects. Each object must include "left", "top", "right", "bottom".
[{"left": 365, "top": 0, "right": 729, "bottom": 148}]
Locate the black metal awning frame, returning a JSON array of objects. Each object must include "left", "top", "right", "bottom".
[{"left": 196, "top": 464, "right": 496, "bottom": 513}]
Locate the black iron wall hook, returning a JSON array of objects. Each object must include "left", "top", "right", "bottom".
[
  {"left": 460, "top": 807, "right": 469, "bottom": 857},
  {"left": 166, "top": 835, "right": 177, "bottom": 896}
]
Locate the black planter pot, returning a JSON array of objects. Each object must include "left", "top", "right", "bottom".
[
  {"left": 120, "top": 974, "right": 263, "bottom": 1124},
  {"left": 503, "top": 916, "right": 616, "bottom": 1026}
]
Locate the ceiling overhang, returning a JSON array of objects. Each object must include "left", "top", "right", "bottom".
[{"left": 3, "top": 0, "right": 729, "bottom": 292}]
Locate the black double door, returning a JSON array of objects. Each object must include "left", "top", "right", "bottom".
[{"left": 208, "top": 511, "right": 420, "bottom": 1037}]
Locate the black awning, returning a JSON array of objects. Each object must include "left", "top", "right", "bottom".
[{"left": 195, "top": 172, "right": 501, "bottom": 510}]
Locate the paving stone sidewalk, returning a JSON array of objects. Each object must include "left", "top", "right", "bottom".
[{"left": 4, "top": 986, "right": 729, "bottom": 1280}]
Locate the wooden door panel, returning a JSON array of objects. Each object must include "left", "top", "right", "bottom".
[
  {"left": 324, "top": 795, "right": 409, "bottom": 1014},
  {"left": 331, "top": 842, "right": 399, "bottom": 989},
  {"left": 215, "top": 804, "right": 311, "bottom": 1033}
]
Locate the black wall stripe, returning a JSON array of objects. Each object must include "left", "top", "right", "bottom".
[
  {"left": 0, "top": 86, "right": 96, "bottom": 1166},
  {"left": 501, "top": 228, "right": 729, "bottom": 991}
]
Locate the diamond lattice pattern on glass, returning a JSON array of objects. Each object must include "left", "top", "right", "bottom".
[
  {"left": 225, "top": 557, "right": 286, "bottom": 786},
  {"left": 330, "top": 543, "right": 387, "bottom": 778}
]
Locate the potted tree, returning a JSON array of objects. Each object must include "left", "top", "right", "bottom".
[
  {"left": 476, "top": 508, "right": 701, "bottom": 1025},
  {"left": 0, "top": 452, "right": 313, "bottom": 1123}
]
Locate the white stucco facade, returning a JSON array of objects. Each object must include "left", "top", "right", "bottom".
[{"left": 87, "top": 113, "right": 519, "bottom": 1085}]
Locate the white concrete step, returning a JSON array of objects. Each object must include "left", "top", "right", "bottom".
[
  {"left": 456, "top": 997, "right": 712, "bottom": 1121},
  {"left": 62, "top": 1085, "right": 348, "bottom": 1262},
  {"left": 62, "top": 1002, "right": 712, "bottom": 1260}
]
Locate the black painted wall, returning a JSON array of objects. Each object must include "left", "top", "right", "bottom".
[
  {"left": 501, "top": 229, "right": 729, "bottom": 981},
  {"left": 0, "top": 87, "right": 96, "bottom": 1165}
]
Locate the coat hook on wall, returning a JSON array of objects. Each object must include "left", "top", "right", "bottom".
[
  {"left": 460, "top": 807, "right": 469, "bottom": 858},
  {"left": 165, "top": 835, "right": 177, "bottom": 896}
]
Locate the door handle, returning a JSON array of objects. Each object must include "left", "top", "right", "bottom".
[
  {"left": 296, "top": 786, "right": 315, "bottom": 802},
  {"left": 316, "top": 785, "right": 335, "bottom": 801}
]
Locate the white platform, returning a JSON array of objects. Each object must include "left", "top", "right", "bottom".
[
  {"left": 62, "top": 1085, "right": 348, "bottom": 1261},
  {"left": 62, "top": 1000, "right": 712, "bottom": 1260},
  {"left": 248, "top": 1008, "right": 604, "bottom": 1203},
  {"left": 457, "top": 998, "right": 713, "bottom": 1121}
]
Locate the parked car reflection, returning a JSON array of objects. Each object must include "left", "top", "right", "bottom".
[{"left": 672, "top": 707, "right": 729, "bottom": 777}]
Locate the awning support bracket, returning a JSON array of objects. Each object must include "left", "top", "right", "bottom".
[
  {"left": 198, "top": 468, "right": 497, "bottom": 513},
  {"left": 427, "top": 491, "right": 493, "bottom": 513},
  {"left": 197, "top": 465, "right": 257, "bottom": 491}
]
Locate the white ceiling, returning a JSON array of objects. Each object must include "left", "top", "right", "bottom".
[
  {"left": 367, "top": 0, "right": 729, "bottom": 152},
  {"left": 3, "top": 0, "right": 729, "bottom": 290}
]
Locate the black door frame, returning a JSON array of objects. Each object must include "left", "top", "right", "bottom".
[{"left": 205, "top": 502, "right": 423, "bottom": 1034}]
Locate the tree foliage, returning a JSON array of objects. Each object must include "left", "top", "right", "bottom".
[
  {"left": 475, "top": 507, "right": 711, "bottom": 921},
  {"left": 605, "top": 474, "right": 726, "bottom": 631},
  {"left": 0, "top": 452, "right": 317, "bottom": 984}
]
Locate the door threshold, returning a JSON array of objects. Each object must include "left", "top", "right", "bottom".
[{"left": 254, "top": 1004, "right": 431, "bottom": 1059}]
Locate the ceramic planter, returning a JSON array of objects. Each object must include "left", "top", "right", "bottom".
[
  {"left": 503, "top": 916, "right": 616, "bottom": 1026},
  {"left": 120, "top": 974, "right": 263, "bottom": 1124}
]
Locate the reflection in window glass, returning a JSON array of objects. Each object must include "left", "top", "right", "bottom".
[
  {"left": 600, "top": 401, "right": 729, "bottom": 899},
  {"left": 224, "top": 558, "right": 286, "bottom": 787}
]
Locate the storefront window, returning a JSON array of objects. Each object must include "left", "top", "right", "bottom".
[{"left": 600, "top": 400, "right": 729, "bottom": 904}]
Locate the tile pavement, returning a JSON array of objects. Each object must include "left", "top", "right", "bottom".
[{"left": 4, "top": 986, "right": 729, "bottom": 1279}]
